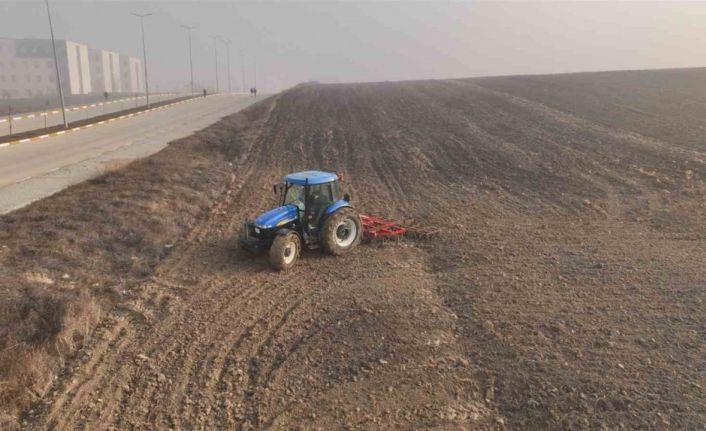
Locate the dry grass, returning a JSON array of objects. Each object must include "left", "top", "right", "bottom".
[{"left": 0, "top": 291, "right": 101, "bottom": 428}]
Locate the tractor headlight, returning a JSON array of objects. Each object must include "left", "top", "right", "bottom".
[{"left": 254, "top": 227, "right": 261, "bottom": 234}]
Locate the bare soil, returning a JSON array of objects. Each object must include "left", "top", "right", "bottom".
[{"left": 1, "top": 68, "right": 705, "bottom": 430}]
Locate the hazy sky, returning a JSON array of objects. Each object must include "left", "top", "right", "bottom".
[{"left": 2, "top": 1, "right": 706, "bottom": 93}]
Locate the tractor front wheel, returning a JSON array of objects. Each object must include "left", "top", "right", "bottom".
[
  {"left": 269, "top": 233, "right": 301, "bottom": 270},
  {"left": 321, "top": 208, "right": 362, "bottom": 256}
]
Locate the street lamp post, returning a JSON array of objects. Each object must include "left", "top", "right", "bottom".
[
  {"left": 131, "top": 12, "right": 152, "bottom": 107},
  {"left": 240, "top": 49, "right": 246, "bottom": 93},
  {"left": 209, "top": 35, "right": 220, "bottom": 93},
  {"left": 45, "top": 0, "right": 67, "bottom": 129},
  {"left": 181, "top": 25, "right": 196, "bottom": 95},
  {"left": 222, "top": 38, "right": 232, "bottom": 94}
]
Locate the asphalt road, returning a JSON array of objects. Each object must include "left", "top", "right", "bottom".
[
  {"left": 0, "top": 94, "right": 260, "bottom": 213},
  {"left": 0, "top": 93, "right": 180, "bottom": 136}
]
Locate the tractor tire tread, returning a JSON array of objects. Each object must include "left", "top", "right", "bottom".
[
  {"left": 269, "top": 233, "right": 300, "bottom": 270},
  {"left": 321, "top": 207, "right": 362, "bottom": 256}
]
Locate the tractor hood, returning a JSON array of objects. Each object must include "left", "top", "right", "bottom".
[{"left": 253, "top": 204, "right": 298, "bottom": 229}]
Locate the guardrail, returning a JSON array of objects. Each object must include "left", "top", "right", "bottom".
[
  {"left": 0, "top": 93, "right": 181, "bottom": 136},
  {"left": 0, "top": 94, "right": 208, "bottom": 148}
]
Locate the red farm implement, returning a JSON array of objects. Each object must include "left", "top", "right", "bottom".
[
  {"left": 360, "top": 214, "right": 439, "bottom": 240},
  {"left": 360, "top": 214, "right": 407, "bottom": 239}
]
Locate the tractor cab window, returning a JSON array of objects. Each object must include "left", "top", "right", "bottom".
[
  {"left": 308, "top": 184, "right": 335, "bottom": 209},
  {"left": 283, "top": 184, "right": 305, "bottom": 209},
  {"left": 307, "top": 183, "right": 337, "bottom": 228},
  {"left": 330, "top": 181, "right": 341, "bottom": 201}
]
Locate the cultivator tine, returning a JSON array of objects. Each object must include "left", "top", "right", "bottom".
[
  {"left": 360, "top": 214, "right": 439, "bottom": 240},
  {"left": 400, "top": 218, "right": 440, "bottom": 239}
]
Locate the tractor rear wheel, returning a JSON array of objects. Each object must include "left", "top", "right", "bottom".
[
  {"left": 269, "top": 233, "right": 300, "bottom": 270},
  {"left": 321, "top": 208, "right": 362, "bottom": 256}
]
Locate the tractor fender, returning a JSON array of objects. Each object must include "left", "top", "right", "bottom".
[
  {"left": 325, "top": 199, "right": 351, "bottom": 216},
  {"left": 274, "top": 227, "right": 299, "bottom": 238}
]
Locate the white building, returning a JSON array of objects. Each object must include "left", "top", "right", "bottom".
[
  {"left": 89, "top": 48, "right": 123, "bottom": 93},
  {"left": 123, "top": 55, "right": 143, "bottom": 93},
  {"left": 0, "top": 38, "right": 142, "bottom": 100}
]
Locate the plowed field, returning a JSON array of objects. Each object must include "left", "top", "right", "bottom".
[{"left": 2, "top": 69, "right": 705, "bottom": 430}]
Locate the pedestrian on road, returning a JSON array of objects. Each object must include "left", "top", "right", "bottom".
[{"left": 203, "top": 88, "right": 207, "bottom": 98}]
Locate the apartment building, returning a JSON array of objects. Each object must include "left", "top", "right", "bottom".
[{"left": 0, "top": 38, "right": 142, "bottom": 100}]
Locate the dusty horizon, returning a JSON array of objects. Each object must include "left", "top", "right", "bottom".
[{"left": 1, "top": 1, "right": 706, "bottom": 92}]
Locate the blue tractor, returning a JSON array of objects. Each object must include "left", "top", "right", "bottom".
[{"left": 240, "top": 170, "right": 363, "bottom": 270}]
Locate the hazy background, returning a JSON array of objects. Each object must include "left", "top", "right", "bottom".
[{"left": 2, "top": 1, "right": 706, "bottom": 93}]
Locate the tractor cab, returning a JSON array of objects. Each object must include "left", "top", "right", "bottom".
[
  {"left": 275, "top": 171, "right": 349, "bottom": 231},
  {"left": 240, "top": 170, "right": 361, "bottom": 270}
]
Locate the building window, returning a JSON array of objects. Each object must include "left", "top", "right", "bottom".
[
  {"left": 36, "top": 75, "right": 42, "bottom": 82},
  {"left": 11, "top": 75, "right": 16, "bottom": 82}
]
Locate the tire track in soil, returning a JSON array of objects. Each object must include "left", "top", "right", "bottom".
[
  {"left": 107, "top": 109, "right": 289, "bottom": 429},
  {"left": 169, "top": 272, "right": 305, "bottom": 429},
  {"left": 40, "top": 317, "right": 133, "bottom": 430},
  {"left": 234, "top": 288, "right": 318, "bottom": 429}
]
